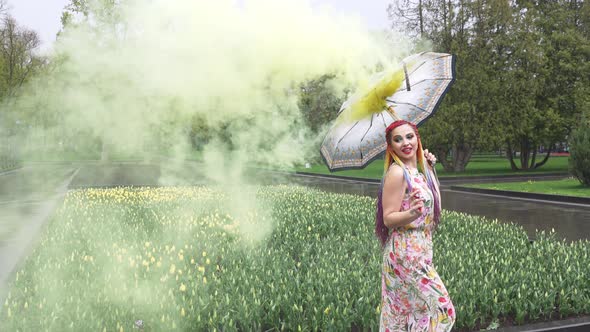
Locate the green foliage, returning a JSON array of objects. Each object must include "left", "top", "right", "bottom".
[
  {"left": 188, "top": 114, "right": 212, "bottom": 151},
  {"left": 0, "top": 8, "right": 45, "bottom": 166},
  {"left": 299, "top": 156, "right": 569, "bottom": 179},
  {"left": 389, "top": 0, "right": 590, "bottom": 171},
  {"left": 0, "top": 16, "right": 44, "bottom": 101},
  {"left": 61, "top": 0, "right": 126, "bottom": 31},
  {"left": 2, "top": 186, "right": 589, "bottom": 330},
  {"left": 569, "top": 122, "right": 590, "bottom": 186},
  {"left": 297, "top": 75, "right": 346, "bottom": 164},
  {"left": 466, "top": 178, "right": 590, "bottom": 197},
  {"left": 0, "top": 145, "right": 20, "bottom": 172},
  {"left": 298, "top": 75, "right": 344, "bottom": 134}
]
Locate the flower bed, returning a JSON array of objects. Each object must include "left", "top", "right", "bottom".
[{"left": 1, "top": 186, "right": 588, "bottom": 331}]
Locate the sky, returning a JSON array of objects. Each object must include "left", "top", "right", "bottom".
[{"left": 6, "top": 0, "right": 391, "bottom": 52}]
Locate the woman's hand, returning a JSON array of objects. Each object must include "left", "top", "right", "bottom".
[
  {"left": 408, "top": 188, "right": 424, "bottom": 219},
  {"left": 424, "top": 149, "right": 437, "bottom": 167}
]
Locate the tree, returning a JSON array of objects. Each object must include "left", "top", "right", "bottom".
[
  {"left": 0, "top": 16, "right": 43, "bottom": 99},
  {"left": 388, "top": 0, "right": 429, "bottom": 37},
  {"left": 61, "top": 0, "right": 125, "bottom": 33},
  {"left": 0, "top": 3, "right": 45, "bottom": 128},
  {"left": 390, "top": 0, "right": 509, "bottom": 171},
  {"left": 568, "top": 116, "right": 590, "bottom": 186},
  {"left": 0, "top": 0, "right": 6, "bottom": 18},
  {"left": 0, "top": 1, "right": 44, "bottom": 167},
  {"left": 298, "top": 75, "right": 344, "bottom": 134},
  {"left": 389, "top": 0, "right": 590, "bottom": 171},
  {"left": 59, "top": 0, "right": 129, "bottom": 161},
  {"left": 493, "top": 0, "right": 587, "bottom": 170}
]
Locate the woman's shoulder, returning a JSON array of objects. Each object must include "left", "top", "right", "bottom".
[
  {"left": 383, "top": 164, "right": 408, "bottom": 194},
  {"left": 385, "top": 164, "right": 404, "bottom": 182}
]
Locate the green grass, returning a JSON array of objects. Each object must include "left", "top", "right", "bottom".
[
  {"left": 296, "top": 156, "right": 570, "bottom": 179},
  {"left": 464, "top": 178, "right": 590, "bottom": 198},
  {"left": 2, "top": 186, "right": 589, "bottom": 331}
]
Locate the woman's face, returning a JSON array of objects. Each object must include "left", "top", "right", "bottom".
[{"left": 390, "top": 124, "right": 418, "bottom": 162}]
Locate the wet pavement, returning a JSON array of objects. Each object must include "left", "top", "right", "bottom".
[
  {"left": 0, "top": 165, "right": 78, "bottom": 300},
  {"left": 252, "top": 170, "right": 590, "bottom": 242}
]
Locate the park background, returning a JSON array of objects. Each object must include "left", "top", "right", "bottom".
[{"left": 0, "top": 0, "right": 589, "bottom": 331}]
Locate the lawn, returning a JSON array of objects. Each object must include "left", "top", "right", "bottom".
[
  {"left": 295, "top": 156, "right": 570, "bottom": 179},
  {"left": 2, "top": 186, "right": 588, "bottom": 331},
  {"left": 464, "top": 178, "right": 590, "bottom": 198}
]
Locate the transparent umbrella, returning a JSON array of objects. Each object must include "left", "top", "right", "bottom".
[{"left": 320, "top": 52, "right": 455, "bottom": 171}]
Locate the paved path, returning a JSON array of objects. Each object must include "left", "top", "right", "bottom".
[
  {"left": 266, "top": 170, "right": 590, "bottom": 242},
  {"left": 0, "top": 166, "right": 78, "bottom": 302}
]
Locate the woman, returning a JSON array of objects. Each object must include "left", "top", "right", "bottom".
[{"left": 376, "top": 120, "right": 455, "bottom": 332}]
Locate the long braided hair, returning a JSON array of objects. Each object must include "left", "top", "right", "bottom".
[{"left": 375, "top": 120, "right": 441, "bottom": 247}]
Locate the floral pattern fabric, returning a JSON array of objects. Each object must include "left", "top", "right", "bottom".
[{"left": 380, "top": 167, "right": 455, "bottom": 332}]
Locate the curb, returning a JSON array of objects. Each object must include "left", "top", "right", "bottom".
[
  {"left": 295, "top": 171, "right": 380, "bottom": 183},
  {"left": 436, "top": 172, "right": 569, "bottom": 182},
  {"left": 450, "top": 186, "right": 590, "bottom": 205},
  {"left": 293, "top": 170, "right": 589, "bottom": 208},
  {"left": 295, "top": 171, "right": 570, "bottom": 184},
  {"left": 494, "top": 315, "right": 590, "bottom": 332},
  {"left": 0, "top": 166, "right": 24, "bottom": 176}
]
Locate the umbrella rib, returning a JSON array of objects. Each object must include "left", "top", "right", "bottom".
[
  {"left": 382, "top": 111, "right": 398, "bottom": 128},
  {"left": 360, "top": 114, "right": 374, "bottom": 143},
  {"left": 385, "top": 100, "right": 429, "bottom": 114},
  {"left": 362, "top": 113, "right": 391, "bottom": 161},
  {"left": 378, "top": 112, "right": 388, "bottom": 127},
  {"left": 337, "top": 121, "right": 359, "bottom": 144}
]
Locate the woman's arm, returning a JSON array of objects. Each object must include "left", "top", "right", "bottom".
[{"left": 382, "top": 165, "right": 424, "bottom": 229}]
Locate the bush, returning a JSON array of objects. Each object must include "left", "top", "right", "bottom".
[
  {"left": 568, "top": 123, "right": 590, "bottom": 186},
  {"left": 0, "top": 137, "right": 21, "bottom": 172}
]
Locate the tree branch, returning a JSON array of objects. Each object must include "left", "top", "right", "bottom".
[{"left": 533, "top": 144, "right": 553, "bottom": 169}]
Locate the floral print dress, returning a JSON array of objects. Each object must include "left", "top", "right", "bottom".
[{"left": 380, "top": 167, "right": 455, "bottom": 332}]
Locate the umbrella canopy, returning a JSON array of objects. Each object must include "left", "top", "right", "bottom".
[{"left": 320, "top": 52, "right": 455, "bottom": 171}]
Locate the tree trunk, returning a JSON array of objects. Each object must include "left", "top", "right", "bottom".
[
  {"left": 419, "top": 0, "right": 424, "bottom": 37},
  {"left": 533, "top": 144, "right": 553, "bottom": 169},
  {"left": 436, "top": 147, "right": 454, "bottom": 172},
  {"left": 529, "top": 146, "right": 537, "bottom": 169},
  {"left": 100, "top": 139, "right": 109, "bottom": 162},
  {"left": 505, "top": 141, "right": 519, "bottom": 170},
  {"left": 520, "top": 138, "right": 530, "bottom": 170},
  {"left": 451, "top": 143, "right": 473, "bottom": 172}
]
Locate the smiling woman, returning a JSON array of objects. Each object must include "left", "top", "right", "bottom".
[{"left": 376, "top": 120, "right": 454, "bottom": 332}]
